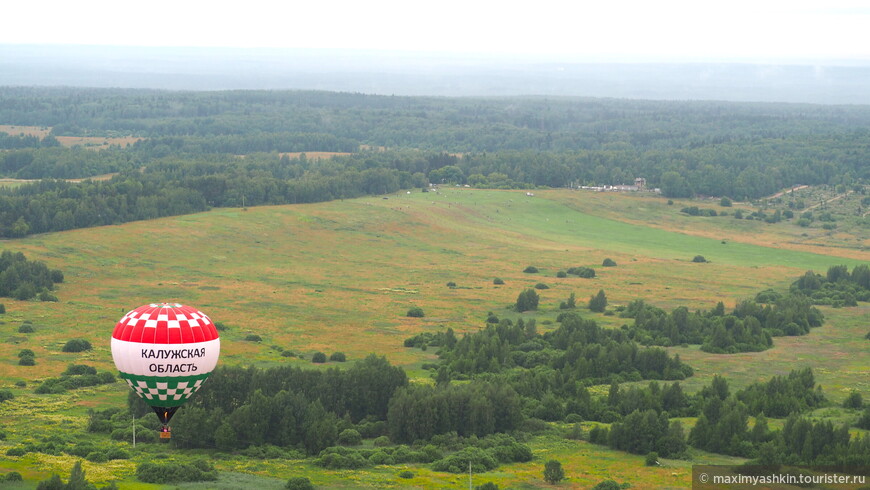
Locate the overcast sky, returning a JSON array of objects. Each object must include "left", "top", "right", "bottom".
[{"left": 4, "top": 0, "right": 868, "bottom": 62}]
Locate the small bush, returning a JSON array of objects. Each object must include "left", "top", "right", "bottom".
[
  {"left": 593, "top": 480, "right": 623, "bottom": 490},
  {"left": 493, "top": 278, "right": 504, "bottom": 285},
  {"left": 281, "top": 350, "right": 295, "bottom": 357},
  {"left": 329, "top": 352, "right": 346, "bottom": 362},
  {"left": 214, "top": 322, "right": 228, "bottom": 331},
  {"left": 0, "top": 390, "right": 14, "bottom": 403},
  {"left": 14, "top": 381, "right": 25, "bottom": 388},
  {"left": 286, "top": 477, "right": 315, "bottom": 490},
  {"left": 567, "top": 266, "right": 595, "bottom": 278},
  {"left": 2, "top": 472, "right": 22, "bottom": 482},
  {"left": 64, "top": 364, "right": 97, "bottom": 376},
  {"left": 373, "top": 435, "right": 391, "bottom": 447},
  {"left": 523, "top": 266, "right": 539, "bottom": 273},
  {"left": 602, "top": 258, "right": 617, "bottom": 267},
  {"left": 312, "top": 352, "right": 327, "bottom": 363},
  {"left": 62, "top": 339, "right": 92, "bottom": 353},
  {"left": 645, "top": 451, "right": 659, "bottom": 466},
  {"left": 136, "top": 460, "right": 218, "bottom": 483},
  {"left": 18, "top": 356, "right": 35, "bottom": 366},
  {"left": 18, "top": 324, "right": 34, "bottom": 333},
  {"left": 6, "top": 447, "right": 26, "bottom": 456},
  {"left": 18, "top": 348, "right": 34, "bottom": 358},
  {"left": 106, "top": 447, "right": 130, "bottom": 460},
  {"left": 244, "top": 334, "right": 263, "bottom": 342},
  {"left": 0, "top": 304, "right": 5, "bottom": 314},
  {"left": 338, "top": 428, "right": 362, "bottom": 446},
  {"left": 398, "top": 470, "right": 414, "bottom": 479},
  {"left": 692, "top": 255, "right": 707, "bottom": 263},
  {"left": 556, "top": 270, "right": 567, "bottom": 278},
  {"left": 843, "top": 391, "right": 864, "bottom": 409},
  {"left": 446, "top": 281, "right": 457, "bottom": 288},
  {"left": 515, "top": 289, "right": 540, "bottom": 312},
  {"left": 406, "top": 306, "right": 425, "bottom": 318},
  {"left": 543, "top": 459, "right": 565, "bottom": 484},
  {"left": 534, "top": 283, "right": 549, "bottom": 290},
  {"left": 38, "top": 291, "right": 59, "bottom": 302},
  {"left": 86, "top": 451, "right": 108, "bottom": 462}
]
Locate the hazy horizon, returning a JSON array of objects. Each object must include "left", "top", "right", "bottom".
[{"left": 2, "top": 44, "right": 869, "bottom": 105}]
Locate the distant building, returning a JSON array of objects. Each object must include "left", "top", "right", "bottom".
[{"left": 578, "top": 177, "right": 659, "bottom": 194}]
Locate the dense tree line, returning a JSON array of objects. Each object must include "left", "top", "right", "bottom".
[
  {"left": 436, "top": 313, "right": 693, "bottom": 382},
  {"left": 1, "top": 87, "right": 870, "bottom": 231},
  {"left": 150, "top": 355, "right": 406, "bottom": 454},
  {"left": 791, "top": 265, "right": 870, "bottom": 307},
  {"left": 0, "top": 132, "right": 59, "bottom": 150},
  {"left": 623, "top": 292, "right": 823, "bottom": 353},
  {"left": 0, "top": 250, "right": 64, "bottom": 300},
  {"left": 0, "top": 152, "right": 424, "bottom": 237}
]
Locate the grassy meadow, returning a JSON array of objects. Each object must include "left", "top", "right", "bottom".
[{"left": 1, "top": 188, "right": 868, "bottom": 488}]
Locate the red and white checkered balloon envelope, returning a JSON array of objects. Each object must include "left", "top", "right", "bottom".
[{"left": 111, "top": 303, "right": 220, "bottom": 430}]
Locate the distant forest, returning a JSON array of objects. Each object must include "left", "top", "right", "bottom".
[{"left": 2, "top": 87, "right": 870, "bottom": 237}]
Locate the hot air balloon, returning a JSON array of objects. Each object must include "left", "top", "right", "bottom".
[{"left": 111, "top": 303, "right": 220, "bottom": 438}]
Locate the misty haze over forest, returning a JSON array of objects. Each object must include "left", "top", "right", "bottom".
[{"left": 2, "top": 44, "right": 869, "bottom": 104}]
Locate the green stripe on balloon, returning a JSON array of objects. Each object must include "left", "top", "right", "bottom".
[{"left": 119, "top": 371, "right": 212, "bottom": 408}]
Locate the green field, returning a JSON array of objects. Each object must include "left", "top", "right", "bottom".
[{"left": 1, "top": 188, "right": 868, "bottom": 488}]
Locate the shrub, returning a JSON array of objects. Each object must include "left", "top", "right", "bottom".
[
  {"left": 523, "top": 266, "right": 539, "bottom": 273},
  {"left": 406, "top": 306, "right": 425, "bottom": 318},
  {"left": 62, "top": 339, "right": 92, "bottom": 352},
  {"left": 515, "top": 289, "right": 540, "bottom": 312},
  {"left": 286, "top": 477, "right": 315, "bottom": 490},
  {"left": 105, "top": 447, "right": 130, "bottom": 460},
  {"left": 567, "top": 266, "right": 595, "bottom": 278},
  {"left": 398, "top": 470, "right": 414, "bottom": 479},
  {"left": 312, "top": 352, "right": 327, "bottom": 363},
  {"left": 244, "top": 334, "right": 263, "bottom": 342},
  {"left": 338, "top": 428, "right": 362, "bottom": 446},
  {"left": 692, "top": 255, "right": 707, "bottom": 263},
  {"left": 432, "top": 447, "right": 498, "bottom": 473},
  {"left": 281, "top": 350, "right": 295, "bottom": 357},
  {"left": 556, "top": 270, "right": 567, "bottom": 278},
  {"left": 843, "top": 391, "right": 864, "bottom": 409},
  {"left": 645, "top": 451, "right": 659, "bottom": 466},
  {"left": 18, "top": 348, "right": 35, "bottom": 358},
  {"left": 64, "top": 364, "right": 97, "bottom": 376},
  {"left": 86, "top": 451, "right": 108, "bottom": 462},
  {"left": 214, "top": 322, "right": 228, "bottom": 331},
  {"left": 6, "top": 447, "right": 26, "bottom": 456},
  {"left": 446, "top": 281, "right": 457, "bottom": 288},
  {"left": 38, "top": 291, "right": 59, "bottom": 302},
  {"left": 2, "top": 472, "right": 22, "bottom": 482},
  {"left": 476, "top": 483, "right": 499, "bottom": 490},
  {"left": 373, "top": 435, "right": 391, "bottom": 447},
  {"left": 330, "top": 352, "right": 347, "bottom": 362},
  {"left": 14, "top": 381, "right": 25, "bottom": 387},
  {"left": 602, "top": 258, "right": 617, "bottom": 267},
  {"left": 589, "top": 289, "right": 608, "bottom": 312},
  {"left": 534, "top": 283, "right": 549, "bottom": 290},
  {"left": 0, "top": 390, "right": 14, "bottom": 403},
  {"left": 593, "top": 480, "right": 623, "bottom": 490},
  {"left": 0, "top": 304, "right": 4, "bottom": 314},
  {"left": 136, "top": 460, "right": 218, "bottom": 483},
  {"left": 18, "top": 356, "right": 35, "bottom": 366},
  {"left": 18, "top": 324, "right": 34, "bottom": 333},
  {"left": 720, "top": 197, "right": 733, "bottom": 207},
  {"left": 493, "top": 278, "right": 504, "bottom": 285},
  {"left": 543, "top": 459, "right": 565, "bottom": 484}
]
